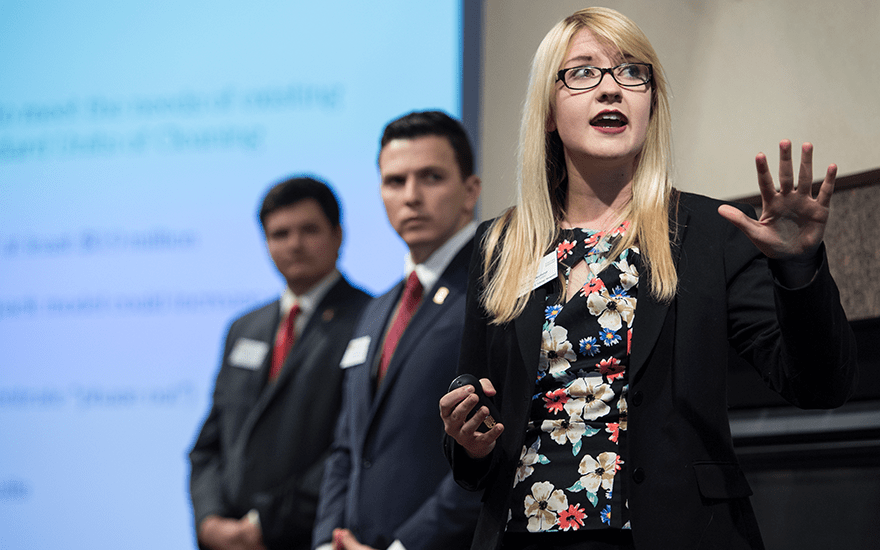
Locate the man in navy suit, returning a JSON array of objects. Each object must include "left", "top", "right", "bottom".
[
  {"left": 190, "top": 177, "right": 371, "bottom": 550},
  {"left": 312, "top": 111, "right": 483, "bottom": 550}
]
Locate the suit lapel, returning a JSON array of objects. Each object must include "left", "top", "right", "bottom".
[
  {"left": 287, "top": 279, "right": 364, "bottom": 379},
  {"left": 235, "top": 302, "right": 281, "bottom": 436},
  {"left": 253, "top": 301, "right": 282, "bottom": 390},
  {"left": 256, "top": 280, "right": 351, "bottom": 410},
  {"left": 372, "top": 282, "right": 448, "bottom": 406},
  {"left": 369, "top": 241, "right": 472, "bottom": 411},
  {"left": 629, "top": 198, "right": 689, "bottom": 383},
  {"left": 357, "top": 285, "right": 402, "bottom": 425},
  {"left": 275, "top": 291, "right": 336, "bottom": 384}
]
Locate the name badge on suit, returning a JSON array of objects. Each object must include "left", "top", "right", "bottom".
[
  {"left": 340, "top": 335, "right": 371, "bottom": 369},
  {"left": 228, "top": 338, "right": 270, "bottom": 370}
]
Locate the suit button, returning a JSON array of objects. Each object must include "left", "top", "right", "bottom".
[
  {"left": 362, "top": 459, "right": 371, "bottom": 469},
  {"left": 631, "top": 391, "right": 643, "bottom": 407},
  {"left": 632, "top": 467, "right": 645, "bottom": 484}
]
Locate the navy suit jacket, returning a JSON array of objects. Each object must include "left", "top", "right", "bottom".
[
  {"left": 447, "top": 193, "right": 858, "bottom": 550},
  {"left": 190, "top": 276, "right": 370, "bottom": 550},
  {"left": 313, "top": 242, "right": 482, "bottom": 550}
]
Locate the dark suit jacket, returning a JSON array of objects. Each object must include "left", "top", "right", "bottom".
[
  {"left": 190, "top": 276, "right": 370, "bottom": 550},
  {"left": 447, "top": 192, "right": 858, "bottom": 550},
  {"left": 313, "top": 242, "right": 482, "bottom": 550}
]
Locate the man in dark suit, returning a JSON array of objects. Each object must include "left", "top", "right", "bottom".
[
  {"left": 190, "top": 177, "right": 371, "bottom": 550},
  {"left": 312, "top": 111, "right": 483, "bottom": 550}
]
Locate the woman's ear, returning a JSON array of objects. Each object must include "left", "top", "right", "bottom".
[{"left": 546, "top": 107, "right": 557, "bottom": 133}]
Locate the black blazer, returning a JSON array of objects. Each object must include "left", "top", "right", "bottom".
[
  {"left": 189, "top": 276, "right": 370, "bottom": 550},
  {"left": 447, "top": 192, "right": 858, "bottom": 550},
  {"left": 313, "top": 242, "right": 482, "bottom": 550}
]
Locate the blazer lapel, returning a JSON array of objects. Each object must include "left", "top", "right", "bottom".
[
  {"left": 514, "top": 285, "right": 547, "bottom": 381},
  {"left": 629, "top": 199, "right": 689, "bottom": 383}
]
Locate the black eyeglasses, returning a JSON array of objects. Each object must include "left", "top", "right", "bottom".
[{"left": 556, "top": 63, "right": 653, "bottom": 91}]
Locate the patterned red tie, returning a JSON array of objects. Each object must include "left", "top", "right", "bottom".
[
  {"left": 269, "top": 303, "right": 300, "bottom": 382},
  {"left": 377, "top": 272, "right": 423, "bottom": 384}
]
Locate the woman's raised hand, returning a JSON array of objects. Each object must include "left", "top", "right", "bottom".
[{"left": 718, "top": 140, "right": 837, "bottom": 262}]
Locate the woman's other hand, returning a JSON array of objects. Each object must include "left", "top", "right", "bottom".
[{"left": 439, "top": 377, "right": 504, "bottom": 459}]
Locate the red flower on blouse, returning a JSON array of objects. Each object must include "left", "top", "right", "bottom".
[
  {"left": 557, "top": 240, "right": 575, "bottom": 260},
  {"left": 558, "top": 504, "right": 587, "bottom": 531},
  {"left": 543, "top": 388, "right": 569, "bottom": 413},
  {"left": 583, "top": 232, "right": 605, "bottom": 249},
  {"left": 598, "top": 357, "right": 624, "bottom": 382},
  {"left": 608, "top": 221, "right": 630, "bottom": 237},
  {"left": 581, "top": 276, "right": 606, "bottom": 297},
  {"left": 606, "top": 422, "right": 620, "bottom": 443}
]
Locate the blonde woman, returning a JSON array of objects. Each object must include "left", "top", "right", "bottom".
[{"left": 440, "top": 7, "right": 856, "bottom": 550}]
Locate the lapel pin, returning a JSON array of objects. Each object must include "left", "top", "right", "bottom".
[
  {"left": 433, "top": 286, "right": 449, "bottom": 305},
  {"left": 322, "top": 308, "right": 335, "bottom": 322}
]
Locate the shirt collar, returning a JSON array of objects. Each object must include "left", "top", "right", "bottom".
[
  {"left": 279, "top": 269, "right": 340, "bottom": 318},
  {"left": 404, "top": 221, "right": 476, "bottom": 293}
]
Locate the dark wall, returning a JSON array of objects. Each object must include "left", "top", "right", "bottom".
[{"left": 729, "top": 170, "right": 880, "bottom": 549}]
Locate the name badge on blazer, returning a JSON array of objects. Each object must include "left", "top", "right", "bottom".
[
  {"left": 340, "top": 335, "right": 371, "bottom": 369},
  {"left": 228, "top": 338, "right": 269, "bottom": 370},
  {"left": 519, "top": 251, "right": 557, "bottom": 296}
]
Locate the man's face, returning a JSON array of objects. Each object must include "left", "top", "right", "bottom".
[
  {"left": 379, "top": 135, "right": 481, "bottom": 264},
  {"left": 264, "top": 198, "right": 341, "bottom": 294}
]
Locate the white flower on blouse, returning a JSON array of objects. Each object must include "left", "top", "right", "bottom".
[
  {"left": 615, "top": 257, "right": 639, "bottom": 290},
  {"left": 564, "top": 376, "right": 614, "bottom": 421},
  {"left": 541, "top": 409, "right": 599, "bottom": 456},
  {"left": 541, "top": 411, "right": 586, "bottom": 447},
  {"left": 618, "top": 389, "right": 629, "bottom": 432},
  {"left": 524, "top": 481, "right": 568, "bottom": 532},
  {"left": 576, "top": 451, "right": 620, "bottom": 494},
  {"left": 587, "top": 287, "right": 635, "bottom": 331},
  {"left": 539, "top": 325, "right": 577, "bottom": 378},
  {"left": 515, "top": 439, "right": 550, "bottom": 486}
]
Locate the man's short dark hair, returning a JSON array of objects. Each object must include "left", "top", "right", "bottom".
[
  {"left": 259, "top": 176, "right": 341, "bottom": 232},
  {"left": 379, "top": 110, "right": 474, "bottom": 178}
]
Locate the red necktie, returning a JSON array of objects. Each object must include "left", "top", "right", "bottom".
[
  {"left": 270, "top": 303, "right": 300, "bottom": 381},
  {"left": 378, "top": 272, "right": 423, "bottom": 383}
]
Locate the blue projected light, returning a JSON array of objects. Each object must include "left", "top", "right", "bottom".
[{"left": 0, "top": 1, "right": 463, "bottom": 548}]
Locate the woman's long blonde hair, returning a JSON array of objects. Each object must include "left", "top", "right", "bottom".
[{"left": 482, "top": 7, "right": 677, "bottom": 324}]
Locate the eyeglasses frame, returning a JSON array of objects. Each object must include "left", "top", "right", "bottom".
[{"left": 555, "top": 62, "right": 654, "bottom": 91}]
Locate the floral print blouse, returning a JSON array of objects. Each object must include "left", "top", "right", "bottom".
[{"left": 507, "top": 223, "right": 639, "bottom": 533}]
